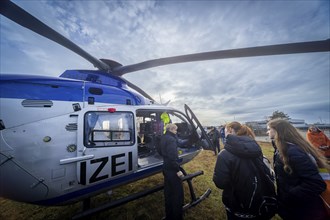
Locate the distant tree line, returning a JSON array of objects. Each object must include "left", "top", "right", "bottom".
[
  {"left": 269, "top": 110, "right": 290, "bottom": 120},
  {"left": 246, "top": 110, "right": 290, "bottom": 136}
]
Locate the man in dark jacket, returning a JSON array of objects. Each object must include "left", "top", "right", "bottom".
[
  {"left": 160, "top": 123, "right": 184, "bottom": 220},
  {"left": 208, "top": 126, "right": 221, "bottom": 155}
]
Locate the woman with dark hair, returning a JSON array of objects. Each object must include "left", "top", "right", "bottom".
[{"left": 267, "top": 119, "right": 328, "bottom": 220}]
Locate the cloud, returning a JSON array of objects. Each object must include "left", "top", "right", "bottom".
[{"left": 1, "top": 0, "right": 329, "bottom": 125}]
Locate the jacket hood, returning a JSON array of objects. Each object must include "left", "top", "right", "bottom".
[
  {"left": 307, "top": 129, "right": 322, "bottom": 135},
  {"left": 224, "top": 135, "right": 262, "bottom": 158}
]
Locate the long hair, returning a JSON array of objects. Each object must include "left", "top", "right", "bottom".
[
  {"left": 226, "top": 121, "right": 255, "bottom": 139},
  {"left": 267, "top": 118, "right": 328, "bottom": 173}
]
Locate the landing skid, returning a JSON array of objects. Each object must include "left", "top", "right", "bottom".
[{"left": 72, "top": 168, "right": 211, "bottom": 219}]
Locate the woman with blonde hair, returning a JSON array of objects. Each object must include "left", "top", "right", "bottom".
[
  {"left": 160, "top": 123, "right": 184, "bottom": 220},
  {"left": 267, "top": 118, "right": 328, "bottom": 220}
]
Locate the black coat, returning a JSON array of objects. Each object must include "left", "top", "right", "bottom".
[
  {"left": 213, "top": 135, "right": 262, "bottom": 211},
  {"left": 273, "top": 143, "right": 327, "bottom": 220},
  {"left": 160, "top": 131, "right": 180, "bottom": 172}
]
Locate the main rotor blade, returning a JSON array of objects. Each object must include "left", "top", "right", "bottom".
[
  {"left": 113, "top": 39, "right": 330, "bottom": 76},
  {"left": 0, "top": 0, "right": 110, "bottom": 71}
]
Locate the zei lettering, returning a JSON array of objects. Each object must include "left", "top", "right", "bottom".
[
  {"left": 80, "top": 152, "right": 133, "bottom": 185},
  {"left": 90, "top": 157, "right": 109, "bottom": 183}
]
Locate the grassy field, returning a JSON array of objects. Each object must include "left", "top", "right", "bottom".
[{"left": 0, "top": 142, "right": 279, "bottom": 220}]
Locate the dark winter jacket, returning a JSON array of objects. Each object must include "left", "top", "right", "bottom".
[
  {"left": 213, "top": 135, "right": 263, "bottom": 212},
  {"left": 273, "top": 142, "right": 327, "bottom": 220},
  {"left": 160, "top": 131, "right": 180, "bottom": 172},
  {"left": 208, "top": 128, "right": 220, "bottom": 143}
]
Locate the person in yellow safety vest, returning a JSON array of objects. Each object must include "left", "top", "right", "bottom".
[{"left": 161, "top": 112, "right": 171, "bottom": 134}]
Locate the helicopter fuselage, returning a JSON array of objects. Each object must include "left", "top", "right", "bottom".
[{"left": 0, "top": 71, "right": 203, "bottom": 206}]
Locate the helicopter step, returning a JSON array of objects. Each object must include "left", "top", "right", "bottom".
[{"left": 72, "top": 169, "right": 211, "bottom": 220}]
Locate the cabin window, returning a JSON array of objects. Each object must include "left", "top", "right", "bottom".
[{"left": 84, "top": 111, "right": 134, "bottom": 147}]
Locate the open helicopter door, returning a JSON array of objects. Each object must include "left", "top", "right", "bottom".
[{"left": 184, "top": 104, "right": 215, "bottom": 152}]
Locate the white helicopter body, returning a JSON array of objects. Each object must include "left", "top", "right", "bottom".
[{"left": 0, "top": 1, "right": 329, "bottom": 217}]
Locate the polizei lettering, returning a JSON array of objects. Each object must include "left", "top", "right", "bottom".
[{"left": 80, "top": 152, "right": 133, "bottom": 185}]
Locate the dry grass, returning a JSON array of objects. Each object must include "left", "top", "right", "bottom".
[{"left": 0, "top": 142, "right": 280, "bottom": 220}]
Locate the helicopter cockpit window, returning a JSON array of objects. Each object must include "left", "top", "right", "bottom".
[{"left": 84, "top": 111, "right": 134, "bottom": 147}]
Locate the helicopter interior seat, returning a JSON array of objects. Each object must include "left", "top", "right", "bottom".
[
  {"left": 143, "top": 121, "right": 162, "bottom": 156},
  {"left": 175, "top": 122, "right": 192, "bottom": 148},
  {"left": 139, "top": 123, "right": 147, "bottom": 135},
  {"left": 137, "top": 122, "right": 153, "bottom": 157},
  {"left": 176, "top": 122, "right": 190, "bottom": 138}
]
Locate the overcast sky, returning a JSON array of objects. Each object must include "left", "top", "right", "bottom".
[{"left": 1, "top": 0, "right": 329, "bottom": 125}]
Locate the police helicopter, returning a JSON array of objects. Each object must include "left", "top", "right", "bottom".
[{"left": 0, "top": 0, "right": 329, "bottom": 219}]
